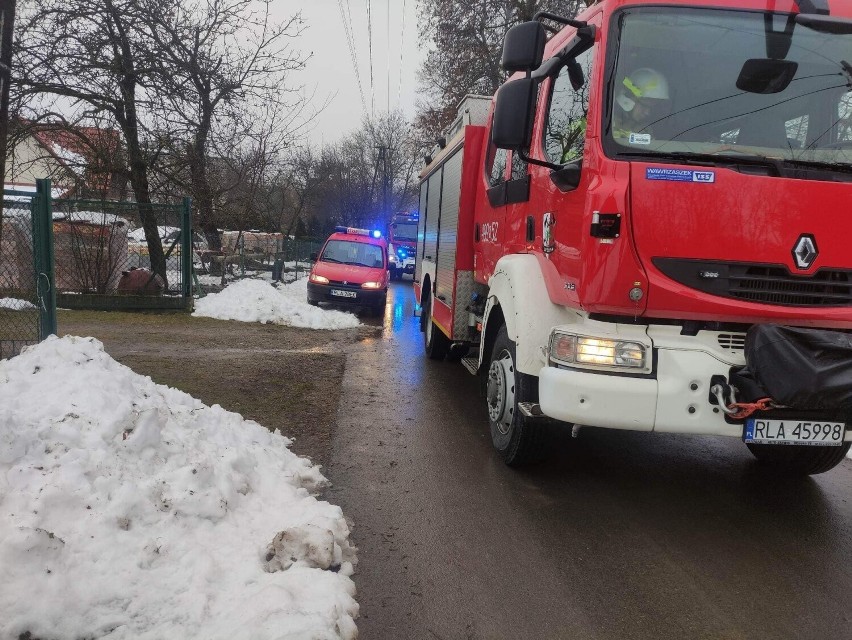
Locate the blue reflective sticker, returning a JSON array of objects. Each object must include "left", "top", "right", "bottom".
[{"left": 646, "top": 168, "right": 716, "bottom": 183}]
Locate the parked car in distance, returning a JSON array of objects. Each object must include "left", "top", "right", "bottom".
[{"left": 307, "top": 226, "right": 389, "bottom": 315}]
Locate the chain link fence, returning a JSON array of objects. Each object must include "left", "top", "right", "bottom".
[
  {"left": 0, "top": 195, "right": 40, "bottom": 358},
  {"left": 272, "top": 237, "right": 324, "bottom": 282},
  {"left": 195, "top": 234, "right": 324, "bottom": 294},
  {"left": 51, "top": 198, "right": 191, "bottom": 310}
]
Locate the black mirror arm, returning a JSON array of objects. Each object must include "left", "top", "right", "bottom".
[
  {"left": 518, "top": 149, "right": 562, "bottom": 171},
  {"left": 533, "top": 11, "right": 587, "bottom": 29}
]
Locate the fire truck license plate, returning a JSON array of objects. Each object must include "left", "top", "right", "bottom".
[
  {"left": 330, "top": 289, "right": 357, "bottom": 298},
  {"left": 744, "top": 419, "right": 845, "bottom": 446}
]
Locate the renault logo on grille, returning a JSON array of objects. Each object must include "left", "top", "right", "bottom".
[{"left": 792, "top": 234, "right": 818, "bottom": 270}]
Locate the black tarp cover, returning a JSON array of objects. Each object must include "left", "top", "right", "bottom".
[{"left": 734, "top": 325, "right": 852, "bottom": 410}]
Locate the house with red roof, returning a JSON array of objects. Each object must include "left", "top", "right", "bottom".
[{"left": 4, "top": 121, "right": 128, "bottom": 200}]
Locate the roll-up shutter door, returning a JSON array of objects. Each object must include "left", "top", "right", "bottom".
[
  {"left": 415, "top": 180, "right": 428, "bottom": 281},
  {"left": 435, "top": 149, "right": 463, "bottom": 304},
  {"left": 423, "top": 169, "right": 442, "bottom": 265}
]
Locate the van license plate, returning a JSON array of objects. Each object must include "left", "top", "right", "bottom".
[
  {"left": 744, "top": 419, "right": 845, "bottom": 446},
  {"left": 330, "top": 289, "right": 357, "bottom": 298}
]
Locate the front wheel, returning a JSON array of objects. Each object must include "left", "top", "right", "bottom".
[
  {"left": 486, "top": 325, "right": 549, "bottom": 466},
  {"left": 746, "top": 441, "right": 851, "bottom": 475}
]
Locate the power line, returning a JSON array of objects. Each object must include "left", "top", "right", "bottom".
[
  {"left": 386, "top": 0, "right": 390, "bottom": 113},
  {"left": 397, "top": 0, "right": 407, "bottom": 107},
  {"left": 366, "top": 0, "right": 374, "bottom": 116},
  {"left": 337, "top": 0, "right": 368, "bottom": 115}
]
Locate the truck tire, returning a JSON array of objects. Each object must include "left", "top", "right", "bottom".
[
  {"left": 486, "top": 325, "right": 549, "bottom": 466},
  {"left": 422, "top": 293, "right": 449, "bottom": 360},
  {"left": 746, "top": 441, "right": 851, "bottom": 475}
]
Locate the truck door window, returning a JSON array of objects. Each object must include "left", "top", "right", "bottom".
[
  {"left": 485, "top": 143, "right": 509, "bottom": 188},
  {"left": 543, "top": 45, "right": 596, "bottom": 165},
  {"left": 485, "top": 140, "right": 511, "bottom": 207},
  {"left": 510, "top": 151, "right": 528, "bottom": 180}
]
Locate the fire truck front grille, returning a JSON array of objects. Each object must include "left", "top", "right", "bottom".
[{"left": 653, "top": 258, "right": 852, "bottom": 307}]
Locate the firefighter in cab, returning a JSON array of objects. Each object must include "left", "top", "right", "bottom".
[{"left": 613, "top": 67, "right": 671, "bottom": 139}]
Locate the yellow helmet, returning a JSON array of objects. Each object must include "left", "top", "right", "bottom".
[{"left": 617, "top": 68, "right": 670, "bottom": 113}]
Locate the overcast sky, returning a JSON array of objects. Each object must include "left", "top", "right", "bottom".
[{"left": 270, "top": 0, "right": 427, "bottom": 147}]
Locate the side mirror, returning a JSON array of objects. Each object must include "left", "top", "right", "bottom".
[
  {"left": 550, "top": 161, "right": 582, "bottom": 192},
  {"left": 501, "top": 21, "right": 546, "bottom": 73},
  {"left": 492, "top": 77, "right": 538, "bottom": 150},
  {"left": 567, "top": 58, "right": 585, "bottom": 91},
  {"left": 736, "top": 58, "right": 798, "bottom": 94},
  {"left": 309, "top": 252, "right": 318, "bottom": 262}
]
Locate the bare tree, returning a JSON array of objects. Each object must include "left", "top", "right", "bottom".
[
  {"left": 14, "top": 0, "right": 169, "bottom": 282},
  {"left": 307, "top": 111, "right": 420, "bottom": 233},
  {"left": 139, "top": 0, "right": 312, "bottom": 249},
  {"left": 416, "top": 0, "right": 585, "bottom": 138}
]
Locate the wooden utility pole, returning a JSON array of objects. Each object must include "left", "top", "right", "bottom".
[
  {"left": 0, "top": 0, "right": 15, "bottom": 238},
  {"left": 0, "top": 1, "right": 14, "bottom": 190}
]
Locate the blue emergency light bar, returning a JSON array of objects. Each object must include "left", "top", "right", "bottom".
[{"left": 334, "top": 226, "right": 381, "bottom": 238}]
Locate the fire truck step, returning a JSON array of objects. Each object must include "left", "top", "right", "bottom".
[
  {"left": 518, "top": 402, "right": 545, "bottom": 419},
  {"left": 460, "top": 356, "right": 479, "bottom": 375}
]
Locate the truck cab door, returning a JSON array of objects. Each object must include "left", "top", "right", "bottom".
[
  {"left": 476, "top": 137, "right": 511, "bottom": 281},
  {"left": 532, "top": 37, "right": 600, "bottom": 297}
]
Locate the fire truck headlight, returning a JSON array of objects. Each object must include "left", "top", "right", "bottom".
[
  {"left": 549, "top": 332, "right": 646, "bottom": 369},
  {"left": 309, "top": 274, "right": 329, "bottom": 284},
  {"left": 361, "top": 281, "right": 383, "bottom": 289}
]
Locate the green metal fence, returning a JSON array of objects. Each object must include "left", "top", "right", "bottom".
[
  {"left": 0, "top": 179, "right": 55, "bottom": 358},
  {"left": 272, "top": 237, "right": 324, "bottom": 281}
]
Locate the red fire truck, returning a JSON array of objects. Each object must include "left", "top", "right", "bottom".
[
  {"left": 414, "top": 0, "right": 852, "bottom": 474},
  {"left": 388, "top": 213, "right": 419, "bottom": 279}
]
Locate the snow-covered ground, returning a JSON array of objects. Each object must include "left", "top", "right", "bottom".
[
  {"left": 0, "top": 336, "right": 358, "bottom": 639},
  {"left": 193, "top": 278, "right": 361, "bottom": 330},
  {"left": 0, "top": 297, "right": 37, "bottom": 311}
]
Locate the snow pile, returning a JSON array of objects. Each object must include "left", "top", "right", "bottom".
[
  {"left": 0, "top": 297, "right": 37, "bottom": 311},
  {"left": 193, "top": 278, "right": 361, "bottom": 330},
  {"left": 0, "top": 336, "right": 358, "bottom": 640}
]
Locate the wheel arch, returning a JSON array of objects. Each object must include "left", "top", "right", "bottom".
[{"left": 479, "top": 254, "right": 578, "bottom": 376}]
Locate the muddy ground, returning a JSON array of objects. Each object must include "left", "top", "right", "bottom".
[{"left": 58, "top": 309, "right": 379, "bottom": 468}]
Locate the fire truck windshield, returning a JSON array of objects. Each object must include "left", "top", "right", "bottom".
[
  {"left": 605, "top": 7, "right": 852, "bottom": 170},
  {"left": 392, "top": 223, "right": 418, "bottom": 241}
]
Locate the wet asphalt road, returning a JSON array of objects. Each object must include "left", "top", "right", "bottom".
[{"left": 327, "top": 282, "right": 852, "bottom": 640}]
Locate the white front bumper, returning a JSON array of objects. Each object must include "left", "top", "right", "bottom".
[{"left": 539, "top": 338, "right": 743, "bottom": 437}]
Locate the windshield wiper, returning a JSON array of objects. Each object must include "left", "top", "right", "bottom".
[
  {"left": 344, "top": 261, "right": 375, "bottom": 268},
  {"left": 616, "top": 150, "right": 782, "bottom": 171},
  {"left": 780, "top": 158, "right": 852, "bottom": 175},
  {"left": 321, "top": 257, "right": 342, "bottom": 263}
]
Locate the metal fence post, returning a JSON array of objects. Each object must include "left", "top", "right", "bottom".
[
  {"left": 35, "top": 178, "right": 56, "bottom": 337},
  {"left": 181, "top": 197, "right": 192, "bottom": 302}
]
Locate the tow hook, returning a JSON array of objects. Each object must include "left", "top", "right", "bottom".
[
  {"left": 710, "top": 383, "right": 740, "bottom": 416},
  {"left": 710, "top": 380, "right": 784, "bottom": 420}
]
